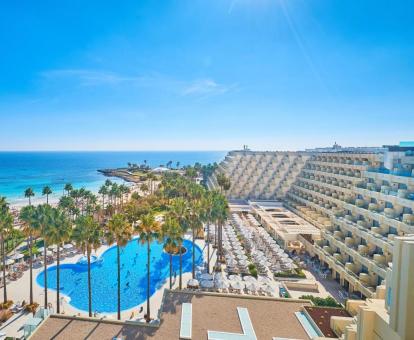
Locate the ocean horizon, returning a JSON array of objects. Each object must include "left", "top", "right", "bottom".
[{"left": 0, "top": 151, "right": 226, "bottom": 206}]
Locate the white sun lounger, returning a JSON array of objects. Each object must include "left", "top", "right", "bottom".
[{"left": 180, "top": 303, "right": 192, "bottom": 339}]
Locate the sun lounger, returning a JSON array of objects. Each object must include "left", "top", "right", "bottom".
[{"left": 180, "top": 303, "right": 192, "bottom": 339}]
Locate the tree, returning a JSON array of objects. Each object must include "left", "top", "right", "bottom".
[
  {"left": 98, "top": 185, "right": 108, "bottom": 209},
  {"left": 19, "top": 205, "right": 37, "bottom": 305},
  {"left": 0, "top": 199, "right": 13, "bottom": 303},
  {"left": 24, "top": 188, "right": 35, "bottom": 205},
  {"left": 105, "top": 214, "right": 133, "bottom": 320},
  {"left": 32, "top": 204, "right": 53, "bottom": 308},
  {"left": 216, "top": 173, "right": 231, "bottom": 193},
  {"left": 188, "top": 199, "right": 203, "bottom": 279},
  {"left": 47, "top": 209, "right": 71, "bottom": 313},
  {"left": 162, "top": 216, "right": 183, "bottom": 289},
  {"left": 42, "top": 186, "right": 53, "bottom": 205},
  {"left": 169, "top": 198, "right": 189, "bottom": 289},
  {"left": 140, "top": 183, "right": 149, "bottom": 195},
  {"left": 212, "top": 193, "right": 229, "bottom": 264},
  {"left": 64, "top": 183, "right": 73, "bottom": 196},
  {"left": 72, "top": 215, "right": 101, "bottom": 317},
  {"left": 135, "top": 213, "right": 161, "bottom": 322},
  {"left": 201, "top": 191, "right": 214, "bottom": 274}
]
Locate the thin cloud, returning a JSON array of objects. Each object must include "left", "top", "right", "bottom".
[
  {"left": 41, "top": 69, "right": 236, "bottom": 98},
  {"left": 182, "top": 79, "right": 235, "bottom": 97},
  {"left": 40, "top": 69, "right": 144, "bottom": 86}
]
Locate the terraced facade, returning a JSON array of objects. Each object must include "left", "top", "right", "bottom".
[{"left": 210, "top": 146, "right": 414, "bottom": 298}]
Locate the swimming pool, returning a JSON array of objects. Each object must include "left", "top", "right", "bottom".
[{"left": 36, "top": 239, "right": 203, "bottom": 313}]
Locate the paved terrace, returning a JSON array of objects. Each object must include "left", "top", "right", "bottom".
[{"left": 30, "top": 290, "right": 312, "bottom": 340}]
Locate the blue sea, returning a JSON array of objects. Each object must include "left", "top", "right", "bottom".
[{"left": 0, "top": 151, "right": 226, "bottom": 205}]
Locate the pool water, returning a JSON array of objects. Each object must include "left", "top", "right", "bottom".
[{"left": 36, "top": 239, "right": 203, "bottom": 313}]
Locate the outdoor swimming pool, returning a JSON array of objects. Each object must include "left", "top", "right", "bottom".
[{"left": 36, "top": 239, "right": 203, "bottom": 313}]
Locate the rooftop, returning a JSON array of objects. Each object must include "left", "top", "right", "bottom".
[
  {"left": 304, "top": 306, "right": 351, "bottom": 338},
  {"left": 30, "top": 291, "right": 312, "bottom": 340}
]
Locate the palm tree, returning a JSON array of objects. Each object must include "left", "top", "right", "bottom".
[
  {"left": 0, "top": 200, "right": 13, "bottom": 303},
  {"left": 32, "top": 204, "right": 53, "bottom": 308},
  {"left": 105, "top": 214, "right": 133, "bottom": 320},
  {"left": 188, "top": 200, "right": 203, "bottom": 279},
  {"left": 19, "top": 205, "right": 37, "bottom": 305},
  {"left": 72, "top": 215, "right": 101, "bottom": 317},
  {"left": 24, "top": 187, "right": 35, "bottom": 205},
  {"left": 135, "top": 213, "right": 161, "bottom": 322},
  {"left": 47, "top": 209, "right": 71, "bottom": 314},
  {"left": 64, "top": 183, "right": 73, "bottom": 196},
  {"left": 201, "top": 192, "right": 214, "bottom": 274},
  {"left": 162, "top": 216, "right": 183, "bottom": 289},
  {"left": 169, "top": 198, "right": 189, "bottom": 289},
  {"left": 213, "top": 194, "right": 229, "bottom": 264},
  {"left": 98, "top": 185, "right": 108, "bottom": 209},
  {"left": 42, "top": 186, "right": 53, "bottom": 205}
]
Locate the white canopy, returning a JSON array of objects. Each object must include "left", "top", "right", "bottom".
[
  {"left": 230, "top": 281, "right": 244, "bottom": 290},
  {"left": 187, "top": 279, "right": 199, "bottom": 288},
  {"left": 215, "top": 280, "right": 229, "bottom": 289},
  {"left": 63, "top": 244, "right": 74, "bottom": 249},
  {"left": 199, "top": 273, "right": 213, "bottom": 281},
  {"left": 11, "top": 253, "right": 24, "bottom": 260},
  {"left": 200, "top": 280, "right": 214, "bottom": 288}
]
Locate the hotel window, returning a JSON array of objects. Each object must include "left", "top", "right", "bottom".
[{"left": 389, "top": 226, "right": 398, "bottom": 235}]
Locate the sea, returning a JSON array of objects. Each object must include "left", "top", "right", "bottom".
[{"left": 0, "top": 151, "right": 226, "bottom": 206}]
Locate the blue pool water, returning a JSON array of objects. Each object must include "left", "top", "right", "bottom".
[{"left": 36, "top": 239, "right": 203, "bottom": 313}]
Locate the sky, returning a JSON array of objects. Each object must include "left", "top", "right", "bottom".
[{"left": 0, "top": 0, "right": 413, "bottom": 151}]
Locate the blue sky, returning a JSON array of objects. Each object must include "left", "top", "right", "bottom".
[{"left": 0, "top": 0, "right": 413, "bottom": 151}]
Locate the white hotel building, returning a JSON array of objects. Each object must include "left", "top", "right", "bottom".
[{"left": 208, "top": 143, "right": 414, "bottom": 299}]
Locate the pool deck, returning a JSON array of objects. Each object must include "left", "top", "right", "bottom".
[
  {"left": 30, "top": 290, "right": 312, "bottom": 340},
  {"left": 1, "top": 233, "right": 215, "bottom": 338}
]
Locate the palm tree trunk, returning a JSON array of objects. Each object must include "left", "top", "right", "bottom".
[
  {"left": 179, "top": 248, "right": 183, "bottom": 290},
  {"left": 44, "top": 240, "right": 48, "bottom": 308},
  {"left": 46, "top": 194, "right": 49, "bottom": 205},
  {"left": 2, "top": 236, "right": 7, "bottom": 303},
  {"left": 207, "top": 223, "right": 210, "bottom": 274},
  {"left": 117, "top": 245, "right": 121, "bottom": 320},
  {"left": 29, "top": 236, "right": 33, "bottom": 304},
  {"left": 146, "top": 241, "right": 150, "bottom": 322},
  {"left": 169, "top": 254, "right": 172, "bottom": 289},
  {"left": 192, "top": 227, "right": 195, "bottom": 279},
  {"left": 87, "top": 250, "right": 92, "bottom": 317},
  {"left": 56, "top": 246, "right": 60, "bottom": 313},
  {"left": 214, "top": 224, "right": 217, "bottom": 247}
]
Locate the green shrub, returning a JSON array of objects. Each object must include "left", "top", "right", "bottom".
[
  {"left": 299, "top": 295, "right": 342, "bottom": 307},
  {"left": 274, "top": 268, "right": 306, "bottom": 279},
  {"left": 248, "top": 263, "right": 258, "bottom": 278}
]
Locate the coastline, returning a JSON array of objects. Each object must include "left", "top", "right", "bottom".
[{"left": 6, "top": 176, "right": 129, "bottom": 209}]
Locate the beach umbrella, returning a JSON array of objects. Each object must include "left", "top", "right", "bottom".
[
  {"left": 11, "top": 253, "right": 24, "bottom": 261},
  {"left": 215, "top": 280, "right": 229, "bottom": 289},
  {"left": 46, "top": 251, "right": 53, "bottom": 257},
  {"left": 246, "top": 282, "right": 258, "bottom": 292},
  {"left": 238, "top": 260, "right": 248, "bottom": 267},
  {"left": 214, "top": 272, "right": 226, "bottom": 281},
  {"left": 200, "top": 280, "right": 214, "bottom": 288},
  {"left": 264, "top": 285, "right": 274, "bottom": 295},
  {"left": 230, "top": 281, "right": 244, "bottom": 290},
  {"left": 200, "top": 273, "right": 213, "bottom": 281},
  {"left": 187, "top": 279, "right": 199, "bottom": 288},
  {"left": 237, "top": 254, "right": 247, "bottom": 261},
  {"left": 229, "top": 274, "right": 241, "bottom": 282},
  {"left": 38, "top": 247, "right": 45, "bottom": 253},
  {"left": 63, "top": 244, "right": 74, "bottom": 250},
  {"left": 258, "top": 276, "right": 272, "bottom": 284},
  {"left": 5, "top": 259, "right": 14, "bottom": 266},
  {"left": 243, "top": 276, "right": 257, "bottom": 283}
]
